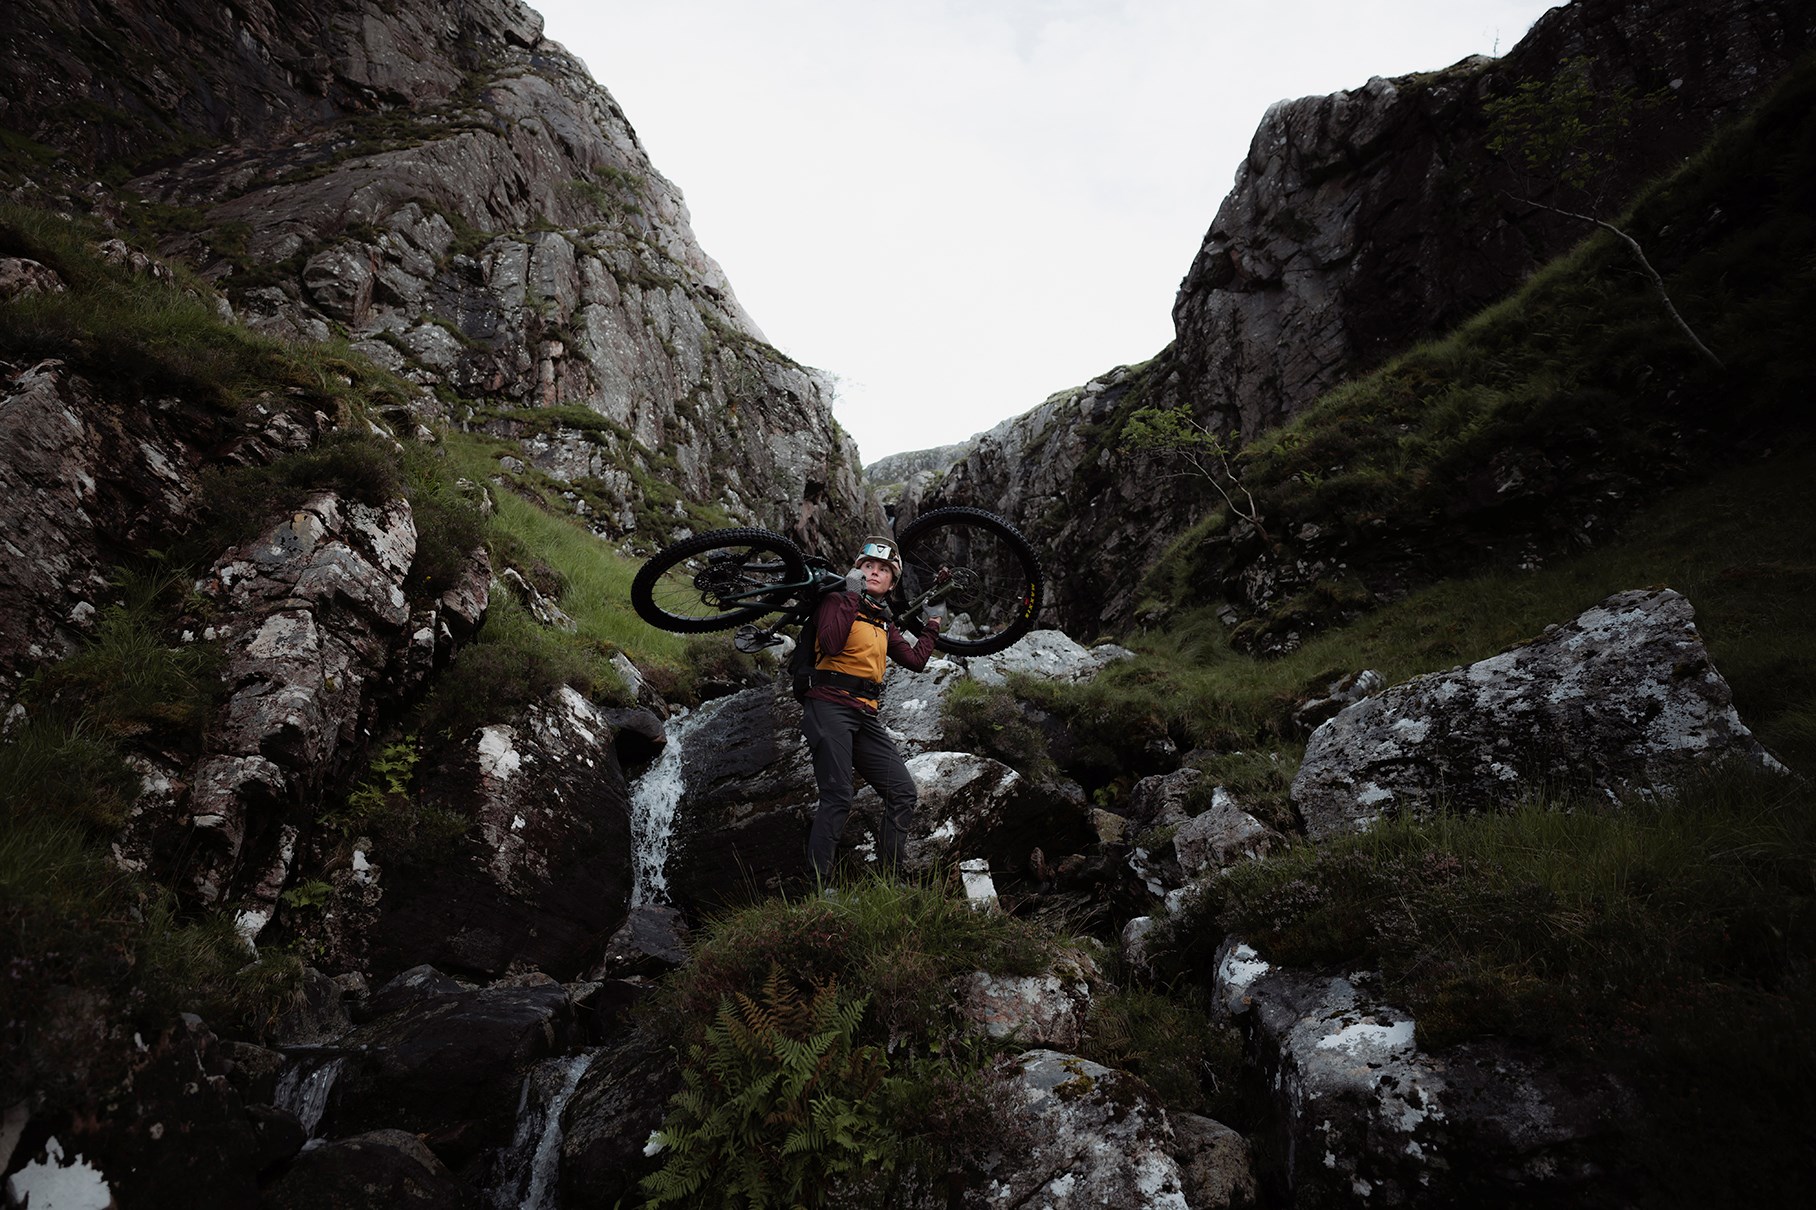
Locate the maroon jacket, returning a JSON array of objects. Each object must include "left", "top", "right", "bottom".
[{"left": 804, "top": 591, "right": 937, "bottom": 714}]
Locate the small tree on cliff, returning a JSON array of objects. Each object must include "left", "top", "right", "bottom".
[
  {"left": 1485, "top": 57, "right": 1723, "bottom": 368},
  {"left": 1120, "top": 405, "right": 1271, "bottom": 544}
]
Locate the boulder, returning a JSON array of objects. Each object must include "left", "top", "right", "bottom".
[
  {"left": 852, "top": 751, "right": 1096, "bottom": 879},
  {"left": 558, "top": 1030, "right": 681, "bottom": 1210},
  {"left": 1292, "top": 589, "right": 1787, "bottom": 839},
  {"left": 663, "top": 686, "right": 818, "bottom": 910},
  {"left": 1172, "top": 787, "right": 1275, "bottom": 875},
  {"left": 587, "top": 904, "right": 689, "bottom": 980},
  {"left": 369, "top": 686, "right": 634, "bottom": 981},
  {"left": 1169, "top": 1112, "right": 1259, "bottom": 1210},
  {"left": 980, "top": 1050, "right": 1190, "bottom": 1209},
  {"left": 967, "top": 630, "right": 1136, "bottom": 687},
  {"left": 0, "top": 257, "right": 65, "bottom": 299},
  {"left": 877, "top": 654, "right": 967, "bottom": 755},
  {"left": 959, "top": 948, "right": 1100, "bottom": 1051},
  {"left": 263, "top": 1128, "right": 480, "bottom": 1209},
  {"left": 1214, "top": 938, "right": 1627, "bottom": 1206},
  {"left": 326, "top": 972, "right": 576, "bottom": 1168},
  {"left": 4, "top": 1015, "right": 273, "bottom": 1210},
  {"left": 1127, "top": 767, "right": 1204, "bottom": 828}
]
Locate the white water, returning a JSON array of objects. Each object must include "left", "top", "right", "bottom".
[
  {"left": 627, "top": 700, "right": 725, "bottom": 907},
  {"left": 273, "top": 1054, "right": 347, "bottom": 1138},
  {"left": 490, "top": 1051, "right": 594, "bottom": 1210}
]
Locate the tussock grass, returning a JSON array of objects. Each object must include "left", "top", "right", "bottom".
[
  {"left": 1020, "top": 438, "right": 1816, "bottom": 784},
  {"left": 0, "top": 203, "right": 409, "bottom": 418},
  {"left": 659, "top": 875, "right": 1049, "bottom": 1048},
  {"left": 643, "top": 876, "right": 1057, "bottom": 1205},
  {"left": 1149, "top": 764, "right": 1816, "bottom": 1205}
]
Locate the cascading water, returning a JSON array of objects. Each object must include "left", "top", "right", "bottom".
[
  {"left": 272, "top": 1053, "right": 348, "bottom": 1139},
  {"left": 489, "top": 1051, "right": 595, "bottom": 1210},
  {"left": 627, "top": 699, "right": 725, "bottom": 907}
]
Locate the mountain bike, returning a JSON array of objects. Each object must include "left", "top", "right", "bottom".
[{"left": 629, "top": 506, "right": 1044, "bottom": 657}]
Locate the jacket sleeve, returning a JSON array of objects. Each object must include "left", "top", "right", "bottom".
[
  {"left": 887, "top": 620, "right": 939, "bottom": 672},
  {"left": 815, "top": 592, "right": 860, "bottom": 659}
]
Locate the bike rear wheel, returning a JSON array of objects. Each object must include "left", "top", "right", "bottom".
[
  {"left": 894, "top": 507, "right": 1043, "bottom": 656},
  {"left": 631, "top": 528, "right": 808, "bottom": 633}
]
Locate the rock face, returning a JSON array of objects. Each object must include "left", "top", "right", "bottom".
[
  {"left": 0, "top": 0, "right": 873, "bottom": 554},
  {"left": 169, "top": 491, "right": 429, "bottom": 909},
  {"left": 0, "top": 356, "right": 320, "bottom": 714},
  {"left": 923, "top": 0, "right": 1816, "bottom": 634},
  {"left": 1292, "top": 588, "right": 1786, "bottom": 839},
  {"left": 1214, "top": 939, "right": 1629, "bottom": 1206}
]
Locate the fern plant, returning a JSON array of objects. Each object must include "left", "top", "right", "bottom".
[{"left": 644, "top": 965, "right": 900, "bottom": 1208}]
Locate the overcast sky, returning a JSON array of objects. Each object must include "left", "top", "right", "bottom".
[{"left": 532, "top": 0, "right": 1562, "bottom": 465}]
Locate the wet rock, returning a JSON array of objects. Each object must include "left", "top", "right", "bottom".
[
  {"left": 587, "top": 904, "right": 689, "bottom": 980},
  {"left": 664, "top": 686, "right": 818, "bottom": 910},
  {"left": 1292, "top": 589, "right": 1787, "bottom": 839},
  {"left": 328, "top": 974, "right": 575, "bottom": 1168},
  {"left": 559, "top": 1029, "right": 681, "bottom": 1210},
  {"left": 264, "top": 1128, "right": 481, "bottom": 1209},
  {"left": 603, "top": 705, "right": 667, "bottom": 771},
  {"left": 370, "top": 686, "right": 634, "bottom": 981}
]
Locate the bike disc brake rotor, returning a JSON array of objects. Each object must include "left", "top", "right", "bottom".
[
  {"left": 934, "top": 567, "right": 985, "bottom": 612},
  {"left": 691, "top": 555, "right": 757, "bottom": 606}
]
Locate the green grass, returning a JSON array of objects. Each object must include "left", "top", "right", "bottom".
[
  {"left": 0, "top": 203, "right": 411, "bottom": 420},
  {"left": 642, "top": 876, "right": 1059, "bottom": 1205},
  {"left": 1016, "top": 436, "right": 1816, "bottom": 784},
  {"left": 1122, "top": 55, "right": 1816, "bottom": 650},
  {"left": 1148, "top": 764, "right": 1816, "bottom": 1206}
]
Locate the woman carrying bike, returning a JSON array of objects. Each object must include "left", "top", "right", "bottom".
[{"left": 801, "top": 536, "right": 940, "bottom": 882}]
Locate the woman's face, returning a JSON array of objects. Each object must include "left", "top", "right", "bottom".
[{"left": 858, "top": 558, "right": 895, "bottom": 594}]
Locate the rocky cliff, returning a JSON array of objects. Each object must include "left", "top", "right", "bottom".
[
  {"left": 917, "top": 0, "right": 1816, "bottom": 636},
  {"left": 0, "top": 0, "right": 872, "bottom": 556}
]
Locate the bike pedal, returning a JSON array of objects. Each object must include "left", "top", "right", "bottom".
[{"left": 734, "top": 625, "right": 785, "bottom": 653}]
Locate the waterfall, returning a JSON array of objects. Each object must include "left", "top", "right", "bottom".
[
  {"left": 272, "top": 1054, "right": 347, "bottom": 1138},
  {"left": 627, "top": 699, "right": 724, "bottom": 907},
  {"left": 489, "top": 1051, "right": 594, "bottom": 1210}
]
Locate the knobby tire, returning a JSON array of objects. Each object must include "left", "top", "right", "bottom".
[
  {"left": 895, "top": 506, "right": 1043, "bottom": 656},
  {"left": 630, "top": 528, "right": 808, "bottom": 633}
]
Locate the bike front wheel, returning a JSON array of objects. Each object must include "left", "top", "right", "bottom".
[
  {"left": 631, "top": 528, "right": 808, "bottom": 633},
  {"left": 894, "top": 507, "right": 1043, "bottom": 656}
]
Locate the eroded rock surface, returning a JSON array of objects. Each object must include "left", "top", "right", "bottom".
[
  {"left": 1, "top": 0, "right": 875, "bottom": 555},
  {"left": 1292, "top": 588, "right": 1785, "bottom": 838},
  {"left": 982, "top": 1050, "right": 1189, "bottom": 1209},
  {"left": 1214, "top": 939, "right": 1628, "bottom": 1206}
]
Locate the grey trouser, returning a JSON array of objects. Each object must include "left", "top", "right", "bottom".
[{"left": 802, "top": 697, "right": 917, "bottom": 880}]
